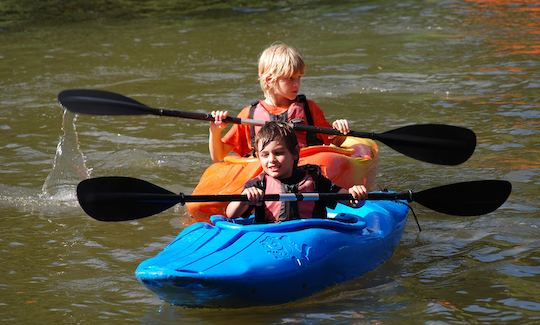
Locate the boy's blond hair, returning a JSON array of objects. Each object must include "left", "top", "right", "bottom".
[{"left": 258, "top": 43, "right": 305, "bottom": 95}]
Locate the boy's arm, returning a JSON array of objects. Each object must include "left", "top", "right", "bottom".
[
  {"left": 209, "top": 107, "right": 252, "bottom": 161},
  {"left": 209, "top": 124, "right": 234, "bottom": 162},
  {"left": 315, "top": 170, "right": 365, "bottom": 207},
  {"left": 225, "top": 200, "right": 249, "bottom": 218},
  {"left": 337, "top": 185, "right": 367, "bottom": 207},
  {"left": 226, "top": 185, "right": 264, "bottom": 218},
  {"left": 226, "top": 193, "right": 252, "bottom": 218}
]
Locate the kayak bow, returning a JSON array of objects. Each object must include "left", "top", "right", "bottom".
[{"left": 135, "top": 200, "right": 408, "bottom": 307}]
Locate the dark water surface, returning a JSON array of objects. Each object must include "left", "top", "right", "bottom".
[{"left": 1, "top": 1, "right": 539, "bottom": 323}]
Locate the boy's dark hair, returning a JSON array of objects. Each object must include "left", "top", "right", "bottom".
[{"left": 255, "top": 121, "right": 299, "bottom": 163}]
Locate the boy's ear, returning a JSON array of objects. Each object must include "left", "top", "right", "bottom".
[{"left": 264, "top": 75, "right": 274, "bottom": 88}]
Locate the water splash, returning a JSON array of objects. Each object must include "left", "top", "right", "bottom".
[{"left": 41, "top": 109, "right": 91, "bottom": 202}]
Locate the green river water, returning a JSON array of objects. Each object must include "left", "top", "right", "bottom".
[{"left": 1, "top": 1, "right": 539, "bottom": 324}]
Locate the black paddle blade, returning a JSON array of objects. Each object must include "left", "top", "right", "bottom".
[
  {"left": 377, "top": 124, "right": 477, "bottom": 166},
  {"left": 58, "top": 89, "right": 152, "bottom": 115},
  {"left": 77, "top": 176, "right": 181, "bottom": 221},
  {"left": 413, "top": 180, "right": 512, "bottom": 216}
]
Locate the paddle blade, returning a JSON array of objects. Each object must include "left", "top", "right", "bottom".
[
  {"left": 377, "top": 124, "right": 476, "bottom": 165},
  {"left": 58, "top": 89, "right": 152, "bottom": 115},
  {"left": 413, "top": 180, "right": 512, "bottom": 216},
  {"left": 77, "top": 176, "right": 181, "bottom": 221}
]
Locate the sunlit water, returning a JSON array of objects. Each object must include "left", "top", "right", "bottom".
[{"left": 1, "top": 1, "right": 539, "bottom": 323}]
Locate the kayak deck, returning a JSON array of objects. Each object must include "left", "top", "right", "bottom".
[{"left": 135, "top": 200, "right": 408, "bottom": 308}]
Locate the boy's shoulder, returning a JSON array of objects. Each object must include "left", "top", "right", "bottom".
[{"left": 237, "top": 105, "right": 253, "bottom": 117}]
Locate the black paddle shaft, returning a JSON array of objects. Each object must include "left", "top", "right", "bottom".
[
  {"left": 58, "top": 89, "right": 477, "bottom": 165},
  {"left": 76, "top": 176, "right": 511, "bottom": 222}
]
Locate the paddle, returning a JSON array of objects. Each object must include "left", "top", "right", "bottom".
[
  {"left": 76, "top": 176, "right": 511, "bottom": 222},
  {"left": 58, "top": 89, "right": 476, "bottom": 166}
]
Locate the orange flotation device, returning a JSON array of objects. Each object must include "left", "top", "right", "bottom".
[{"left": 187, "top": 137, "right": 378, "bottom": 221}]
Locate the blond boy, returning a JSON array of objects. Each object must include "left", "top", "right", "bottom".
[{"left": 210, "top": 43, "right": 350, "bottom": 162}]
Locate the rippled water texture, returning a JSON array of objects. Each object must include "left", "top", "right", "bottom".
[{"left": 0, "top": 0, "right": 538, "bottom": 323}]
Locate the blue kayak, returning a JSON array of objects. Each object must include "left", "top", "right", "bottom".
[{"left": 135, "top": 200, "right": 409, "bottom": 307}]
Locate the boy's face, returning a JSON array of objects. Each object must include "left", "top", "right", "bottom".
[
  {"left": 256, "top": 139, "right": 298, "bottom": 179},
  {"left": 273, "top": 72, "right": 302, "bottom": 101}
]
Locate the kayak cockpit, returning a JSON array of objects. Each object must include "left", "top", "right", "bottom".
[{"left": 209, "top": 212, "right": 367, "bottom": 233}]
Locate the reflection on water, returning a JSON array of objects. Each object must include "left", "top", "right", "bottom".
[{"left": 464, "top": 0, "right": 540, "bottom": 56}]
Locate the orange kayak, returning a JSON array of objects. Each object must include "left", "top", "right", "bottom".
[{"left": 187, "top": 137, "right": 379, "bottom": 221}]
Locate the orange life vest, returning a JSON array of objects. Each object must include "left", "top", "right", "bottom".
[
  {"left": 248, "top": 95, "right": 323, "bottom": 152},
  {"left": 245, "top": 165, "right": 339, "bottom": 223}
]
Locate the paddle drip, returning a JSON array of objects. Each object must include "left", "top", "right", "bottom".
[{"left": 41, "top": 110, "right": 90, "bottom": 202}]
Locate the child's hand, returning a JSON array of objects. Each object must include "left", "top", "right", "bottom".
[
  {"left": 211, "top": 110, "right": 229, "bottom": 129},
  {"left": 332, "top": 119, "right": 350, "bottom": 135},
  {"left": 242, "top": 187, "right": 264, "bottom": 205},
  {"left": 348, "top": 185, "right": 367, "bottom": 207}
]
